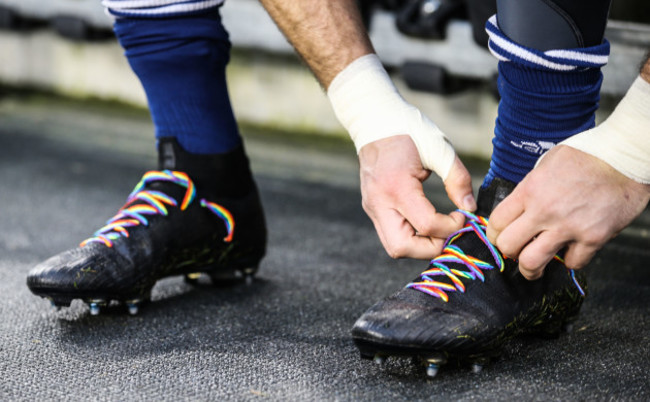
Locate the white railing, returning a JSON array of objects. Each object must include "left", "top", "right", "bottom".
[{"left": 1, "top": 0, "right": 649, "bottom": 95}]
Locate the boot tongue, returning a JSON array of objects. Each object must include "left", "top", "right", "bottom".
[
  {"left": 156, "top": 141, "right": 192, "bottom": 200},
  {"left": 157, "top": 137, "right": 254, "bottom": 198},
  {"left": 159, "top": 139, "right": 177, "bottom": 171},
  {"left": 476, "top": 178, "right": 517, "bottom": 217},
  {"left": 146, "top": 180, "right": 189, "bottom": 206}
]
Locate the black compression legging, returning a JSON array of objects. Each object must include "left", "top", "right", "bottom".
[{"left": 496, "top": 0, "right": 612, "bottom": 50}]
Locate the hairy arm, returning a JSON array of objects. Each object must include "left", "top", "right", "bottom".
[
  {"left": 259, "top": 0, "right": 373, "bottom": 87},
  {"left": 259, "top": 0, "right": 474, "bottom": 259}
]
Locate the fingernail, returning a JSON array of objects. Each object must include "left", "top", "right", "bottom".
[{"left": 463, "top": 194, "right": 477, "bottom": 212}]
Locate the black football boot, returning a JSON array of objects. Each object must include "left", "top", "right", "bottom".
[
  {"left": 27, "top": 138, "right": 266, "bottom": 315},
  {"left": 351, "top": 178, "right": 586, "bottom": 377}
]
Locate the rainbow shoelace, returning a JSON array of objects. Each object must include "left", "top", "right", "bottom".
[
  {"left": 407, "top": 210, "right": 585, "bottom": 302},
  {"left": 80, "top": 170, "right": 234, "bottom": 248}
]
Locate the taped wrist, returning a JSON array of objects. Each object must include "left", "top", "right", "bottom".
[
  {"left": 327, "top": 54, "right": 456, "bottom": 180},
  {"left": 561, "top": 76, "right": 650, "bottom": 184}
]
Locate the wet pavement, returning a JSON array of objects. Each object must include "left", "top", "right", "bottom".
[{"left": 1, "top": 93, "right": 648, "bottom": 400}]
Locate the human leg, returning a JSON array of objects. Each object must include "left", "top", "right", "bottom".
[
  {"left": 27, "top": 6, "right": 267, "bottom": 314},
  {"left": 351, "top": 0, "right": 612, "bottom": 376},
  {"left": 484, "top": 0, "right": 611, "bottom": 187},
  {"left": 113, "top": 11, "right": 241, "bottom": 155}
]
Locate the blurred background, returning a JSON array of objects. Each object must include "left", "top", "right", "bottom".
[{"left": 1, "top": 0, "right": 650, "bottom": 159}]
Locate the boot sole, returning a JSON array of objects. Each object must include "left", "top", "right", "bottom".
[
  {"left": 352, "top": 297, "right": 583, "bottom": 378},
  {"left": 31, "top": 260, "right": 261, "bottom": 316}
]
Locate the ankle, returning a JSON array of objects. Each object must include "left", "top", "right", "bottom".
[{"left": 157, "top": 137, "right": 254, "bottom": 198}]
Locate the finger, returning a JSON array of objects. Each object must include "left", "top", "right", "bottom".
[
  {"left": 443, "top": 156, "right": 476, "bottom": 212},
  {"left": 397, "top": 192, "right": 465, "bottom": 239},
  {"left": 492, "top": 212, "right": 543, "bottom": 260},
  {"left": 517, "top": 230, "right": 567, "bottom": 280},
  {"left": 373, "top": 207, "right": 446, "bottom": 259},
  {"left": 486, "top": 186, "right": 525, "bottom": 244},
  {"left": 563, "top": 243, "right": 599, "bottom": 270}
]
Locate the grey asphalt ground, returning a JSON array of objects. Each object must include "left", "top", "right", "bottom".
[{"left": 1, "top": 92, "right": 649, "bottom": 401}]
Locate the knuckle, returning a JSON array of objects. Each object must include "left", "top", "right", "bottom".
[
  {"left": 415, "top": 221, "right": 436, "bottom": 236},
  {"left": 565, "top": 262, "right": 582, "bottom": 271},
  {"left": 361, "top": 198, "right": 372, "bottom": 213},
  {"left": 361, "top": 196, "right": 381, "bottom": 215},
  {"left": 584, "top": 228, "right": 609, "bottom": 247},
  {"left": 518, "top": 254, "right": 540, "bottom": 272},
  {"left": 563, "top": 257, "right": 585, "bottom": 270},
  {"left": 564, "top": 249, "right": 595, "bottom": 270},
  {"left": 488, "top": 218, "right": 505, "bottom": 234},
  {"left": 495, "top": 238, "right": 517, "bottom": 259},
  {"left": 518, "top": 260, "right": 543, "bottom": 280},
  {"left": 385, "top": 243, "right": 408, "bottom": 259},
  {"left": 486, "top": 221, "right": 500, "bottom": 237}
]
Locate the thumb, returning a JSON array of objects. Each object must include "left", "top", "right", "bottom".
[{"left": 443, "top": 156, "right": 476, "bottom": 212}]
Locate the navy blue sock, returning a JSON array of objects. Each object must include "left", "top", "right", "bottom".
[
  {"left": 484, "top": 63, "right": 602, "bottom": 185},
  {"left": 113, "top": 10, "right": 241, "bottom": 154},
  {"left": 483, "top": 16, "right": 609, "bottom": 187}
]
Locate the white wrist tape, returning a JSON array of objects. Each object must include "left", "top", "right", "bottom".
[
  {"left": 561, "top": 76, "right": 650, "bottom": 184},
  {"left": 327, "top": 54, "right": 456, "bottom": 180}
]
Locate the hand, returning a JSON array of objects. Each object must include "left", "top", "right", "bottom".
[
  {"left": 359, "top": 135, "right": 476, "bottom": 259},
  {"left": 487, "top": 145, "right": 650, "bottom": 280}
]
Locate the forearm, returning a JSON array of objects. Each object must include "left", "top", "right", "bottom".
[
  {"left": 259, "top": 0, "right": 374, "bottom": 88},
  {"left": 559, "top": 52, "right": 650, "bottom": 185}
]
